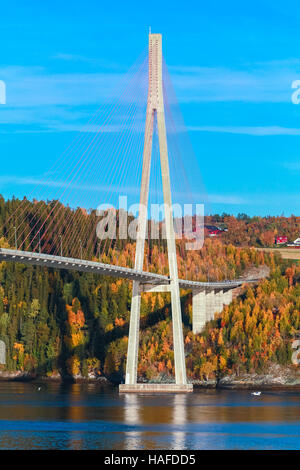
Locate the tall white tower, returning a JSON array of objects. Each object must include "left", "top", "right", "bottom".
[{"left": 119, "top": 34, "right": 192, "bottom": 393}]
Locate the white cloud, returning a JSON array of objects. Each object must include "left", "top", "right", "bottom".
[
  {"left": 168, "top": 62, "right": 296, "bottom": 103},
  {"left": 0, "top": 175, "right": 244, "bottom": 205},
  {"left": 0, "top": 64, "right": 148, "bottom": 132},
  {"left": 52, "top": 53, "right": 123, "bottom": 71},
  {"left": 0, "top": 175, "right": 136, "bottom": 193},
  {"left": 188, "top": 125, "right": 300, "bottom": 136},
  {"left": 0, "top": 56, "right": 299, "bottom": 133},
  {"left": 0, "top": 68, "right": 127, "bottom": 107},
  {"left": 0, "top": 61, "right": 148, "bottom": 108}
]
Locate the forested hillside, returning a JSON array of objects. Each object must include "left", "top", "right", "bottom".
[
  {"left": 106, "top": 263, "right": 300, "bottom": 382},
  {"left": 206, "top": 213, "right": 300, "bottom": 247},
  {"left": 0, "top": 196, "right": 298, "bottom": 382}
]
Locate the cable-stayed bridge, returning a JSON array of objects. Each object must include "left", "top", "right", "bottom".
[
  {"left": 0, "top": 246, "right": 261, "bottom": 389},
  {"left": 0, "top": 33, "right": 265, "bottom": 393},
  {"left": 0, "top": 247, "right": 257, "bottom": 289}
]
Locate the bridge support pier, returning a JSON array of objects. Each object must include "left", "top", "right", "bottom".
[
  {"left": 125, "top": 280, "right": 141, "bottom": 385},
  {"left": 223, "top": 289, "right": 233, "bottom": 305},
  {"left": 120, "top": 33, "right": 191, "bottom": 393},
  {"left": 205, "top": 290, "right": 215, "bottom": 322},
  {"left": 215, "top": 289, "right": 224, "bottom": 313},
  {"left": 192, "top": 288, "right": 234, "bottom": 335},
  {"left": 192, "top": 289, "right": 206, "bottom": 334}
]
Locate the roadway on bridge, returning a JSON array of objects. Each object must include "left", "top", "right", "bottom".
[{"left": 0, "top": 248, "right": 260, "bottom": 291}]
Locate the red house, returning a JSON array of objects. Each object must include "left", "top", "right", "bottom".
[{"left": 275, "top": 236, "right": 287, "bottom": 245}]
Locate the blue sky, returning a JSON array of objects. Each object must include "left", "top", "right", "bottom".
[{"left": 1, "top": 0, "right": 300, "bottom": 215}]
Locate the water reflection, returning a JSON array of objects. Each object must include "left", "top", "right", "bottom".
[
  {"left": 0, "top": 383, "right": 299, "bottom": 449},
  {"left": 63, "top": 384, "right": 85, "bottom": 450},
  {"left": 123, "top": 394, "right": 141, "bottom": 449},
  {"left": 172, "top": 394, "right": 187, "bottom": 449}
]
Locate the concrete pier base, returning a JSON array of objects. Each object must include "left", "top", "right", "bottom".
[
  {"left": 215, "top": 289, "right": 224, "bottom": 313},
  {"left": 192, "top": 288, "right": 234, "bottom": 335},
  {"left": 205, "top": 290, "right": 215, "bottom": 321},
  {"left": 192, "top": 289, "right": 206, "bottom": 334},
  {"left": 119, "top": 383, "right": 193, "bottom": 393},
  {"left": 223, "top": 289, "right": 233, "bottom": 305}
]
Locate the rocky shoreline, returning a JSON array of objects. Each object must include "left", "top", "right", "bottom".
[
  {"left": 0, "top": 370, "right": 109, "bottom": 384},
  {"left": 0, "top": 364, "right": 299, "bottom": 389},
  {"left": 194, "top": 364, "right": 300, "bottom": 389}
]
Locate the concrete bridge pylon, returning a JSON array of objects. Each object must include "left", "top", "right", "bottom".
[{"left": 119, "top": 33, "right": 192, "bottom": 393}]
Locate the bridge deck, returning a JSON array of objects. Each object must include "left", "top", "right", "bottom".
[{"left": 0, "top": 248, "right": 259, "bottom": 291}]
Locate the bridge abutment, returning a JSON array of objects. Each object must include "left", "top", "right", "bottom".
[
  {"left": 223, "top": 289, "right": 233, "bottom": 305},
  {"left": 192, "top": 288, "right": 234, "bottom": 335},
  {"left": 192, "top": 289, "right": 206, "bottom": 334},
  {"left": 215, "top": 289, "right": 224, "bottom": 313},
  {"left": 205, "top": 289, "right": 216, "bottom": 322}
]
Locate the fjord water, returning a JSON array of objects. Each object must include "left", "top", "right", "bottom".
[{"left": 0, "top": 382, "right": 299, "bottom": 450}]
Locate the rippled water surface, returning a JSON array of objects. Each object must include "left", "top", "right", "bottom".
[{"left": 0, "top": 382, "right": 299, "bottom": 449}]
